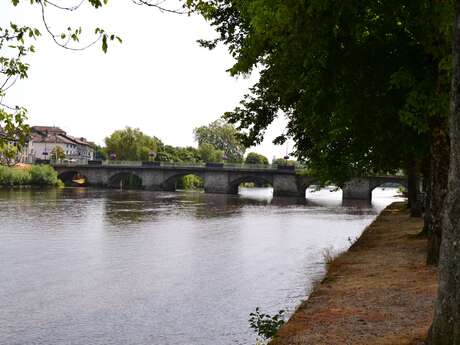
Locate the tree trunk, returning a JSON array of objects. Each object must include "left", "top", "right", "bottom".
[
  {"left": 426, "top": 123, "right": 450, "bottom": 266},
  {"left": 418, "top": 159, "right": 431, "bottom": 237},
  {"left": 407, "top": 158, "right": 422, "bottom": 217},
  {"left": 427, "top": 1, "right": 460, "bottom": 343}
]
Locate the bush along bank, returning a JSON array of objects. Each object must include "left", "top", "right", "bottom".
[{"left": 0, "top": 165, "right": 63, "bottom": 187}]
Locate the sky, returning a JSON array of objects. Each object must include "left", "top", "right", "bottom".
[{"left": 2, "top": 1, "right": 293, "bottom": 160}]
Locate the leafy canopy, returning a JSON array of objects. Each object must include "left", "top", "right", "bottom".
[
  {"left": 194, "top": 119, "right": 245, "bottom": 163},
  {"left": 187, "top": 0, "right": 453, "bottom": 183},
  {"left": 50, "top": 145, "right": 66, "bottom": 161},
  {"left": 105, "top": 127, "right": 159, "bottom": 161},
  {"left": 245, "top": 152, "right": 268, "bottom": 165},
  {"left": 197, "top": 143, "right": 224, "bottom": 163}
]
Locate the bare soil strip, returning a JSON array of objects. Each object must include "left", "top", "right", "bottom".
[{"left": 271, "top": 203, "right": 437, "bottom": 345}]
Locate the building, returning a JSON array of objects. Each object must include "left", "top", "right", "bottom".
[
  {"left": 23, "top": 126, "right": 94, "bottom": 162},
  {"left": 68, "top": 136, "right": 94, "bottom": 160}
]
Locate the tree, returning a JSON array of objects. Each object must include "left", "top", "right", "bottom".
[
  {"left": 272, "top": 158, "right": 296, "bottom": 167},
  {"left": 181, "top": 174, "right": 204, "bottom": 190},
  {"left": 88, "top": 143, "right": 107, "bottom": 160},
  {"left": 105, "top": 127, "right": 158, "bottom": 161},
  {"left": 174, "top": 146, "right": 202, "bottom": 162},
  {"left": 198, "top": 143, "right": 223, "bottom": 163},
  {"left": 245, "top": 152, "right": 268, "bottom": 165},
  {"left": 194, "top": 119, "right": 245, "bottom": 163},
  {"left": 155, "top": 141, "right": 202, "bottom": 163},
  {"left": 50, "top": 146, "right": 65, "bottom": 161},
  {"left": 428, "top": 1, "right": 460, "bottom": 343},
  {"left": 188, "top": 0, "right": 451, "bottom": 264}
]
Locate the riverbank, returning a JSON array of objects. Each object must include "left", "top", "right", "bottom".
[{"left": 271, "top": 202, "right": 437, "bottom": 345}]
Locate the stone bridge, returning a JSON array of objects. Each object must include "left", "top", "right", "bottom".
[{"left": 52, "top": 163, "right": 407, "bottom": 201}]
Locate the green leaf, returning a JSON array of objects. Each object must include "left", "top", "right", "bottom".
[{"left": 102, "top": 34, "right": 108, "bottom": 53}]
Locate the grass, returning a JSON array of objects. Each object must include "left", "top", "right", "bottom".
[{"left": 321, "top": 246, "right": 337, "bottom": 267}]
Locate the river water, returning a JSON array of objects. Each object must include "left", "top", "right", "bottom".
[{"left": 0, "top": 187, "right": 402, "bottom": 345}]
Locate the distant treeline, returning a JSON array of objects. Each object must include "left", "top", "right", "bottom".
[{"left": 94, "top": 122, "right": 292, "bottom": 166}]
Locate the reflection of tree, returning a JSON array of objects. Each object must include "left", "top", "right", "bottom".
[
  {"left": 108, "top": 173, "right": 143, "bottom": 189},
  {"left": 0, "top": 188, "right": 64, "bottom": 204},
  {"left": 102, "top": 191, "right": 250, "bottom": 222},
  {"left": 188, "top": 193, "right": 245, "bottom": 219},
  {"left": 103, "top": 191, "right": 163, "bottom": 225},
  {"left": 0, "top": 188, "right": 95, "bottom": 228},
  {"left": 104, "top": 203, "right": 152, "bottom": 224}
]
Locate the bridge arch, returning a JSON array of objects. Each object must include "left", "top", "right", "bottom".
[
  {"left": 108, "top": 172, "right": 143, "bottom": 189},
  {"left": 369, "top": 177, "right": 408, "bottom": 192},
  {"left": 58, "top": 170, "right": 89, "bottom": 187},
  {"left": 228, "top": 175, "right": 274, "bottom": 194},
  {"left": 370, "top": 178, "right": 407, "bottom": 200},
  {"left": 161, "top": 172, "right": 205, "bottom": 192},
  {"left": 296, "top": 176, "right": 321, "bottom": 198}
]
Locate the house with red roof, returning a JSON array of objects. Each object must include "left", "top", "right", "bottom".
[{"left": 23, "top": 126, "right": 94, "bottom": 162}]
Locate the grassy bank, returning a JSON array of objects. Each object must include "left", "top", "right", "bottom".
[
  {"left": 271, "top": 203, "right": 437, "bottom": 345},
  {"left": 0, "top": 165, "right": 63, "bottom": 187}
]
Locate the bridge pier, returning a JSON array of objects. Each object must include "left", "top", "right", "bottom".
[
  {"left": 273, "top": 175, "right": 302, "bottom": 197},
  {"left": 203, "top": 171, "right": 236, "bottom": 194},
  {"left": 142, "top": 170, "right": 168, "bottom": 191},
  {"left": 342, "top": 178, "right": 372, "bottom": 201}
]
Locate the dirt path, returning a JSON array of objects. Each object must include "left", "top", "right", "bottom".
[{"left": 271, "top": 203, "right": 438, "bottom": 345}]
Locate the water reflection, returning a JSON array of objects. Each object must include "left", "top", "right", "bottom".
[{"left": 0, "top": 187, "right": 402, "bottom": 345}]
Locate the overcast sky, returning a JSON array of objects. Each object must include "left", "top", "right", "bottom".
[{"left": 2, "top": 1, "right": 293, "bottom": 160}]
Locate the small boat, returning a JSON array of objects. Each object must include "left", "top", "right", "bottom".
[
  {"left": 72, "top": 178, "right": 86, "bottom": 185},
  {"left": 72, "top": 174, "right": 86, "bottom": 185}
]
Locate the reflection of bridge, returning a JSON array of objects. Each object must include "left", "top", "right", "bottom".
[{"left": 52, "top": 162, "right": 407, "bottom": 201}]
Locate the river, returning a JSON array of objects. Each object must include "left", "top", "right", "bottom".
[{"left": 0, "top": 187, "right": 403, "bottom": 345}]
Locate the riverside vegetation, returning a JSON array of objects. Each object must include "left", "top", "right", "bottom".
[{"left": 0, "top": 165, "right": 63, "bottom": 187}]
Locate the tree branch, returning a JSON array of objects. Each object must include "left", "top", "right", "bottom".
[
  {"left": 39, "top": 0, "right": 103, "bottom": 51},
  {"left": 43, "top": 0, "right": 85, "bottom": 11},
  {"left": 131, "top": 0, "right": 188, "bottom": 14}
]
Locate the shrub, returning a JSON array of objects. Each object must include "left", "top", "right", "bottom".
[
  {"left": 0, "top": 165, "right": 62, "bottom": 187},
  {"left": 0, "top": 166, "right": 11, "bottom": 185},
  {"left": 11, "top": 169, "right": 31, "bottom": 185},
  {"left": 249, "top": 307, "right": 285, "bottom": 341},
  {"left": 0, "top": 166, "right": 31, "bottom": 185},
  {"left": 29, "top": 165, "right": 61, "bottom": 186}
]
